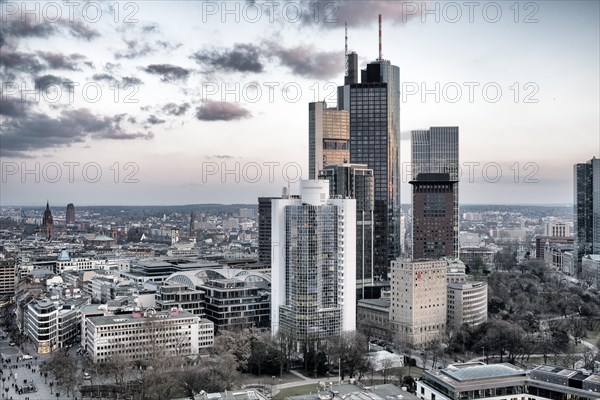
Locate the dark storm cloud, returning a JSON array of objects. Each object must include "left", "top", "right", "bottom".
[
  {"left": 93, "top": 73, "right": 116, "bottom": 82},
  {"left": 122, "top": 76, "right": 143, "bottom": 86},
  {"left": 65, "top": 20, "right": 100, "bottom": 40},
  {"left": 0, "top": 18, "right": 57, "bottom": 40},
  {"left": 146, "top": 115, "right": 166, "bottom": 125},
  {"left": 0, "top": 108, "right": 153, "bottom": 157},
  {"left": 37, "top": 51, "right": 87, "bottom": 70},
  {"left": 264, "top": 41, "right": 342, "bottom": 79},
  {"left": 0, "top": 97, "right": 30, "bottom": 117},
  {"left": 0, "top": 49, "right": 44, "bottom": 73},
  {"left": 191, "top": 43, "right": 264, "bottom": 73},
  {"left": 143, "top": 64, "right": 190, "bottom": 82},
  {"left": 33, "top": 74, "right": 73, "bottom": 90},
  {"left": 195, "top": 101, "right": 251, "bottom": 121},
  {"left": 162, "top": 102, "right": 190, "bottom": 116}
]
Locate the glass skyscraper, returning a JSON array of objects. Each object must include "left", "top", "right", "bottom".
[
  {"left": 320, "top": 163, "right": 374, "bottom": 298},
  {"left": 308, "top": 102, "right": 350, "bottom": 180},
  {"left": 411, "top": 127, "right": 460, "bottom": 258},
  {"left": 271, "top": 180, "right": 356, "bottom": 348},
  {"left": 345, "top": 60, "right": 401, "bottom": 279},
  {"left": 574, "top": 157, "right": 600, "bottom": 271}
]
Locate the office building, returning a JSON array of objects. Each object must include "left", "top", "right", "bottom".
[
  {"left": 308, "top": 102, "right": 350, "bottom": 179},
  {"left": 544, "top": 221, "right": 571, "bottom": 237},
  {"left": 85, "top": 309, "right": 201, "bottom": 363},
  {"left": 412, "top": 127, "right": 459, "bottom": 258},
  {"left": 66, "top": 203, "right": 75, "bottom": 224},
  {"left": 320, "top": 163, "right": 374, "bottom": 297},
  {"left": 271, "top": 180, "right": 356, "bottom": 347},
  {"left": 0, "top": 255, "right": 17, "bottom": 299},
  {"left": 410, "top": 173, "right": 457, "bottom": 259},
  {"left": 574, "top": 158, "right": 600, "bottom": 270},
  {"left": 258, "top": 196, "right": 280, "bottom": 264},
  {"left": 389, "top": 259, "right": 446, "bottom": 348},
  {"left": 447, "top": 281, "right": 487, "bottom": 329}
]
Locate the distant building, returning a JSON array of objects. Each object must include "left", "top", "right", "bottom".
[
  {"left": 66, "top": 203, "right": 75, "bottom": 224},
  {"left": 239, "top": 208, "right": 255, "bottom": 218},
  {"left": 390, "top": 259, "right": 447, "bottom": 348},
  {"left": 535, "top": 236, "right": 574, "bottom": 260},
  {"left": 85, "top": 309, "right": 201, "bottom": 363},
  {"left": 308, "top": 101, "right": 349, "bottom": 179},
  {"left": 271, "top": 180, "right": 356, "bottom": 347},
  {"left": 544, "top": 242, "right": 574, "bottom": 271},
  {"left": 42, "top": 201, "right": 54, "bottom": 240},
  {"left": 544, "top": 221, "right": 571, "bottom": 237}
]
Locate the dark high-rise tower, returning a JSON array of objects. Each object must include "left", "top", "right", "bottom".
[
  {"left": 42, "top": 201, "right": 54, "bottom": 240},
  {"left": 258, "top": 196, "right": 279, "bottom": 264},
  {"left": 189, "top": 211, "right": 195, "bottom": 237},
  {"left": 66, "top": 203, "right": 75, "bottom": 224},
  {"left": 410, "top": 173, "right": 457, "bottom": 259},
  {"left": 320, "top": 163, "right": 374, "bottom": 298},
  {"left": 574, "top": 157, "right": 600, "bottom": 271},
  {"left": 411, "top": 127, "right": 459, "bottom": 258}
]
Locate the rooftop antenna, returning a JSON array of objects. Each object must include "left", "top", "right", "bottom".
[
  {"left": 344, "top": 21, "right": 349, "bottom": 78},
  {"left": 378, "top": 14, "right": 383, "bottom": 61}
]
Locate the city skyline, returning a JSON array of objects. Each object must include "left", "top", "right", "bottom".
[{"left": 1, "top": 1, "right": 599, "bottom": 206}]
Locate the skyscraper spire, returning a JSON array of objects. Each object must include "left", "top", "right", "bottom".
[{"left": 378, "top": 14, "right": 383, "bottom": 61}]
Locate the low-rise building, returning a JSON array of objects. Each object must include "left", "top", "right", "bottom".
[
  {"left": 85, "top": 308, "right": 200, "bottom": 363},
  {"left": 417, "top": 363, "right": 600, "bottom": 400},
  {"left": 356, "top": 298, "right": 391, "bottom": 342},
  {"left": 447, "top": 281, "right": 487, "bottom": 329}
]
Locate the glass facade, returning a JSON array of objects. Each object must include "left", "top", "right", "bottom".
[
  {"left": 574, "top": 160, "right": 595, "bottom": 269},
  {"left": 349, "top": 61, "right": 400, "bottom": 278},
  {"left": 279, "top": 204, "right": 342, "bottom": 342},
  {"left": 320, "top": 164, "right": 374, "bottom": 296},
  {"left": 308, "top": 102, "right": 350, "bottom": 179},
  {"left": 412, "top": 127, "right": 459, "bottom": 258}
]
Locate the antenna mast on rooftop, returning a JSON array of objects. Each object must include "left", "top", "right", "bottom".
[
  {"left": 378, "top": 14, "right": 383, "bottom": 61},
  {"left": 344, "top": 21, "right": 349, "bottom": 77}
]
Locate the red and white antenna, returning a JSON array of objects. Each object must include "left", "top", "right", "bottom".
[{"left": 378, "top": 14, "right": 383, "bottom": 61}]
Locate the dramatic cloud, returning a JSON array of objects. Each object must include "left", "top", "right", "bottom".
[
  {"left": 296, "top": 0, "right": 421, "bottom": 28},
  {"left": 0, "top": 97, "right": 30, "bottom": 117},
  {"left": 195, "top": 101, "right": 251, "bottom": 121},
  {"left": 191, "top": 43, "right": 264, "bottom": 73},
  {"left": 0, "top": 48, "right": 44, "bottom": 73},
  {"left": 146, "top": 115, "right": 166, "bottom": 125},
  {"left": 0, "top": 18, "right": 57, "bottom": 40},
  {"left": 264, "top": 41, "right": 342, "bottom": 79},
  {"left": 33, "top": 74, "right": 74, "bottom": 91},
  {"left": 143, "top": 64, "right": 191, "bottom": 82},
  {"left": 162, "top": 102, "right": 190, "bottom": 116},
  {"left": 65, "top": 20, "right": 100, "bottom": 40},
  {"left": 37, "top": 51, "right": 87, "bottom": 70},
  {"left": 0, "top": 108, "right": 153, "bottom": 157}
]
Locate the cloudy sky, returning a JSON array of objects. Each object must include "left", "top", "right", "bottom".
[{"left": 1, "top": 0, "right": 598, "bottom": 206}]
